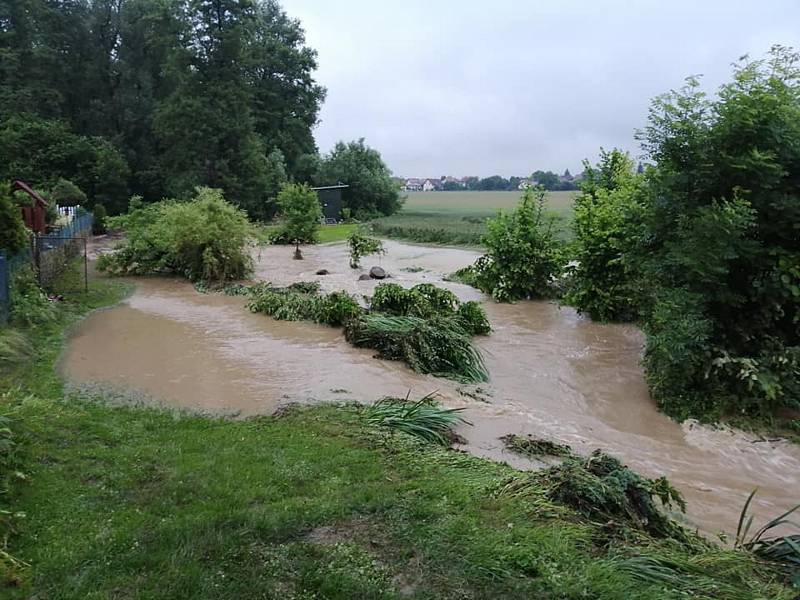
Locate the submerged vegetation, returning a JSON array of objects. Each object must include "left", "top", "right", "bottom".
[
  {"left": 97, "top": 188, "right": 254, "bottom": 283},
  {"left": 344, "top": 314, "right": 489, "bottom": 383},
  {"left": 246, "top": 283, "right": 361, "bottom": 326},
  {"left": 245, "top": 281, "right": 491, "bottom": 383},
  {"left": 501, "top": 433, "right": 572, "bottom": 458}
]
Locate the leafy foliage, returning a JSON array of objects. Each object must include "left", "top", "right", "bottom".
[
  {"left": 98, "top": 188, "right": 254, "bottom": 283},
  {"left": 247, "top": 284, "right": 361, "bottom": 326},
  {"left": 0, "top": 189, "right": 28, "bottom": 254},
  {"left": 567, "top": 149, "right": 644, "bottom": 322},
  {"left": 48, "top": 179, "right": 87, "bottom": 208},
  {"left": 270, "top": 183, "right": 322, "bottom": 244},
  {"left": 502, "top": 450, "right": 687, "bottom": 540},
  {"left": 316, "top": 139, "right": 402, "bottom": 218},
  {"left": 9, "top": 267, "right": 56, "bottom": 326},
  {"left": 91, "top": 203, "right": 108, "bottom": 235},
  {"left": 633, "top": 47, "right": 800, "bottom": 418},
  {"left": 369, "top": 283, "right": 490, "bottom": 335},
  {"left": 347, "top": 227, "right": 385, "bottom": 268},
  {"left": 0, "top": 116, "right": 130, "bottom": 213},
  {"left": 500, "top": 434, "right": 572, "bottom": 458},
  {"left": 344, "top": 314, "right": 489, "bottom": 383},
  {"left": 467, "top": 187, "right": 563, "bottom": 302},
  {"left": 0, "top": 0, "right": 324, "bottom": 213},
  {"left": 364, "top": 392, "right": 469, "bottom": 446}
]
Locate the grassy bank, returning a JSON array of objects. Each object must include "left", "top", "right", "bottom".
[
  {"left": 0, "top": 278, "right": 795, "bottom": 598},
  {"left": 371, "top": 191, "right": 577, "bottom": 247},
  {"left": 259, "top": 223, "right": 358, "bottom": 245}
]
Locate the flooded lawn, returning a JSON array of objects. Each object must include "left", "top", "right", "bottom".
[{"left": 61, "top": 240, "right": 800, "bottom": 536}]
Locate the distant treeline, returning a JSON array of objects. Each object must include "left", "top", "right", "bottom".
[{"left": 438, "top": 171, "right": 581, "bottom": 192}]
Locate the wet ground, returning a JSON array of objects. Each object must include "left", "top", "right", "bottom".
[{"left": 61, "top": 239, "right": 800, "bottom": 537}]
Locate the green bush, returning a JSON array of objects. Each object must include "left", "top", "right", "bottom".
[
  {"left": 271, "top": 183, "right": 322, "bottom": 244},
  {"left": 567, "top": 149, "right": 644, "bottom": 322},
  {"left": 468, "top": 187, "right": 563, "bottom": 302},
  {"left": 9, "top": 266, "right": 56, "bottom": 326},
  {"left": 98, "top": 188, "right": 254, "bottom": 283},
  {"left": 0, "top": 189, "right": 28, "bottom": 254},
  {"left": 347, "top": 227, "right": 385, "bottom": 268},
  {"left": 247, "top": 285, "right": 362, "bottom": 326},
  {"left": 49, "top": 179, "right": 87, "bottom": 207},
  {"left": 92, "top": 203, "right": 108, "bottom": 235},
  {"left": 369, "top": 283, "right": 490, "bottom": 335}
]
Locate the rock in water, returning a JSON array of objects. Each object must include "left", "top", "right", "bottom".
[
  {"left": 358, "top": 274, "right": 372, "bottom": 281},
  {"left": 369, "top": 266, "right": 387, "bottom": 279},
  {"left": 316, "top": 269, "right": 329, "bottom": 275}
]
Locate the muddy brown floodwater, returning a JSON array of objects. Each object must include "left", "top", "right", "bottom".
[{"left": 61, "top": 240, "right": 800, "bottom": 537}]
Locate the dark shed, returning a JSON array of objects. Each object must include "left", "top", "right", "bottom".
[{"left": 312, "top": 185, "right": 349, "bottom": 221}]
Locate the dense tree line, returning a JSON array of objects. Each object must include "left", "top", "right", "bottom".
[
  {"left": 442, "top": 172, "right": 580, "bottom": 192},
  {"left": 0, "top": 0, "right": 326, "bottom": 218}
]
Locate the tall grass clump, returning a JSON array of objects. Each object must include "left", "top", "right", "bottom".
[
  {"left": 364, "top": 392, "right": 469, "bottom": 445},
  {"left": 735, "top": 490, "right": 800, "bottom": 580},
  {"left": 97, "top": 188, "right": 254, "bottom": 283},
  {"left": 0, "top": 330, "right": 34, "bottom": 372},
  {"left": 344, "top": 314, "right": 488, "bottom": 383}
]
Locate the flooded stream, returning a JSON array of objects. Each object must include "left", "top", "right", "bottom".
[{"left": 62, "top": 240, "right": 800, "bottom": 536}]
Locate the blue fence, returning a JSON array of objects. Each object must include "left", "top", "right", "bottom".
[{"left": 0, "top": 213, "right": 93, "bottom": 325}]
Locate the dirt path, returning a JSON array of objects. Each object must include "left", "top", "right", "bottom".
[{"left": 61, "top": 240, "right": 800, "bottom": 537}]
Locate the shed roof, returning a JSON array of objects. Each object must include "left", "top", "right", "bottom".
[{"left": 312, "top": 185, "right": 349, "bottom": 190}]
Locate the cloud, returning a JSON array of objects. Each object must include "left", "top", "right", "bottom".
[{"left": 281, "top": 0, "right": 800, "bottom": 176}]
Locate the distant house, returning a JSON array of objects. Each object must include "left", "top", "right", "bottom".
[
  {"left": 404, "top": 178, "right": 423, "bottom": 191},
  {"left": 517, "top": 178, "right": 538, "bottom": 190},
  {"left": 422, "top": 178, "right": 442, "bottom": 192}
]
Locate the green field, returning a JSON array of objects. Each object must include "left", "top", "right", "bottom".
[{"left": 371, "top": 191, "right": 577, "bottom": 246}]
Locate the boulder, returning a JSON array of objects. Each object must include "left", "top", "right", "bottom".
[
  {"left": 358, "top": 274, "right": 371, "bottom": 281},
  {"left": 369, "top": 266, "right": 387, "bottom": 279},
  {"left": 316, "top": 269, "right": 329, "bottom": 275}
]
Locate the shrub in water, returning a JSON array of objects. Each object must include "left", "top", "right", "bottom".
[
  {"left": 247, "top": 284, "right": 361, "bottom": 327},
  {"left": 344, "top": 314, "right": 488, "bottom": 383},
  {"left": 98, "top": 188, "right": 254, "bottom": 283},
  {"left": 347, "top": 227, "right": 385, "bottom": 268},
  {"left": 467, "top": 187, "right": 563, "bottom": 302}
]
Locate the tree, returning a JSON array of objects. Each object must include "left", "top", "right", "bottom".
[
  {"left": 316, "top": 139, "right": 401, "bottom": 218},
  {"left": 567, "top": 149, "right": 644, "bottom": 322},
  {"left": 49, "top": 179, "right": 88, "bottom": 207},
  {"left": 635, "top": 46, "right": 800, "bottom": 418},
  {"left": 274, "top": 183, "right": 321, "bottom": 244},
  {"left": 476, "top": 175, "right": 509, "bottom": 191},
  {"left": 0, "top": 115, "right": 130, "bottom": 213}
]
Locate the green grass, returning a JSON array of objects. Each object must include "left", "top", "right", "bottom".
[
  {"left": 371, "top": 191, "right": 577, "bottom": 247},
  {"left": 0, "top": 275, "right": 795, "bottom": 598},
  {"left": 258, "top": 223, "right": 358, "bottom": 245}
]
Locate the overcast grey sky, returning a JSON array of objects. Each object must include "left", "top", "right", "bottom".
[{"left": 280, "top": 1, "right": 800, "bottom": 177}]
